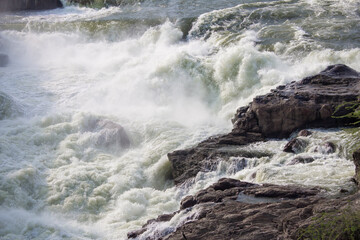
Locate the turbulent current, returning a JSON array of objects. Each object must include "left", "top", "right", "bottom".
[{"left": 0, "top": 0, "right": 360, "bottom": 239}]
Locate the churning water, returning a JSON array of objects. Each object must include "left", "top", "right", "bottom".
[{"left": 0, "top": 0, "right": 360, "bottom": 239}]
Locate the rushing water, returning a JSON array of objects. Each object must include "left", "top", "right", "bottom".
[{"left": 0, "top": 0, "right": 360, "bottom": 239}]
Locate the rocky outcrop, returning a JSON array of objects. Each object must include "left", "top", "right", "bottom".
[
  {"left": 0, "top": 0, "right": 63, "bottom": 12},
  {"left": 232, "top": 64, "right": 360, "bottom": 138},
  {"left": 128, "top": 178, "right": 321, "bottom": 240},
  {"left": 167, "top": 180, "right": 360, "bottom": 240},
  {"left": 128, "top": 64, "right": 360, "bottom": 239},
  {"left": 129, "top": 176, "right": 360, "bottom": 240},
  {"left": 169, "top": 64, "right": 360, "bottom": 185}
]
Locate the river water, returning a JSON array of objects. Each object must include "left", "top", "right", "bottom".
[{"left": 0, "top": 0, "right": 360, "bottom": 239}]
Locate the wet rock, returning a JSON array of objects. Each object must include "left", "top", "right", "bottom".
[
  {"left": 129, "top": 178, "right": 324, "bottom": 240},
  {"left": 0, "top": 92, "right": 21, "bottom": 120},
  {"left": 146, "top": 213, "right": 176, "bottom": 225},
  {"left": 314, "top": 141, "right": 336, "bottom": 154},
  {"left": 288, "top": 157, "right": 315, "bottom": 165},
  {"left": 353, "top": 148, "right": 360, "bottom": 184},
  {"left": 169, "top": 133, "right": 265, "bottom": 185},
  {"left": 69, "top": 0, "right": 138, "bottom": 7},
  {"left": 179, "top": 178, "right": 318, "bottom": 210},
  {"left": 127, "top": 229, "right": 146, "bottom": 239},
  {"left": 234, "top": 64, "right": 360, "bottom": 138},
  {"left": 95, "top": 120, "right": 130, "bottom": 149},
  {"left": 0, "top": 0, "right": 63, "bottom": 11},
  {"left": 283, "top": 138, "right": 308, "bottom": 153},
  {"left": 323, "top": 142, "right": 336, "bottom": 154},
  {"left": 127, "top": 212, "right": 177, "bottom": 239},
  {"left": 129, "top": 177, "right": 360, "bottom": 240},
  {"left": 0, "top": 54, "right": 9, "bottom": 67},
  {"left": 180, "top": 196, "right": 196, "bottom": 210},
  {"left": 169, "top": 65, "right": 360, "bottom": 184},
  {"left": 69, "top": 0, "right": 93, "bottom": 6},
  {"left": 298, "top": 129, "right": 312, "bottom": 137}
]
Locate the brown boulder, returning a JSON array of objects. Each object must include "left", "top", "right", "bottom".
[
  {"left": 232, "top": 64, "right": 360, "bottom": 138},
  {"left": 298, "top": 129, "right": 312, "bottom": 137},
  {"left": 283, "top": 138, "right": 308, "bottom": 153}
]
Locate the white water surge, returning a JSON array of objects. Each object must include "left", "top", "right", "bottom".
[{"left": 0, "top": 0, "right": 360, "bottom": 239}]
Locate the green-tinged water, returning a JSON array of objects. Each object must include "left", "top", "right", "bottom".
[{"left": 0, "top": 0, "right": 359, "bottom": 239}]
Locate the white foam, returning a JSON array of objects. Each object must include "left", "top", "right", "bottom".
[{"left": 1, "top": 1, "right": 360, "bottom": 238}]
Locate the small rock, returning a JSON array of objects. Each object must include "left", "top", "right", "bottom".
[
  {"left": 298, "top": 129, "right": 312, "bottom": 137},
  {"left": 212, "top": 177, "right": 254, "bottom": 191},
  {"left": 314, "top": 141, "right": 336, "bottom": 154},
  {"left": 180, "top": 196, "right": 197, "bottom": 210},
  {"left": 283, "top": 138, "right": 308, "bottom": 153},
  {"left": 288, "top": 157, "right": 314, "bottom": 165},
  {"left": 146, "top": 213, "right": 175, "bottom": 225},
  {"left": 323, "top": 142, "right": 336, "bottom": 154},
  {"left": 127, "top": 229, "right": 146, "bottom": 239}
]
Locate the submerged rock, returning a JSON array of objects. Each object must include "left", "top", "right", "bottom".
[
  {"left": 0, "top": 0, "right": 63, "bottom": 12},
  {"left": 169, "top": 64, "right": 360, "bottom": 184},
  {"left": 283, "top": 138, "right": 308, "bottom": 153},
  {"left": 288, "top": 156, "right": 315, "bottom": 165},
  {"left": 94, "top": 119, "right": 131, "bottom": 149},
  {"left": 0, "top": 54, "right": 9, "bottom": 67},
  {"left": 0, "top": 92, "right": 21, "bottom": 120},
  {"left": 314, "top": 141, "right": 336, "bottom": 154}
]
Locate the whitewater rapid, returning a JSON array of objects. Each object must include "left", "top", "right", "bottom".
[{"left": 0, "top": 0, "right": 360, "bottom": 239}]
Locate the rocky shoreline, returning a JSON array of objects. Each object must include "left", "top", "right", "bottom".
[{"left": 128, "top": 64, "right": 360, "bottom": 239}]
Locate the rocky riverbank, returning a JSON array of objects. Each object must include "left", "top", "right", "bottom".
[{"left": 128, "top": 64, "right": 360, "bottom": 239}]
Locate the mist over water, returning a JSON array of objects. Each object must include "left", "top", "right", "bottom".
[{"left": 1, "top": 0, "right": 360, "bottom": 239}]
